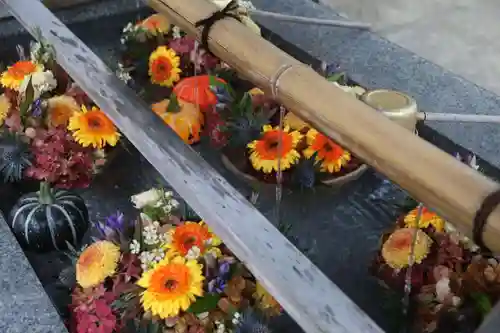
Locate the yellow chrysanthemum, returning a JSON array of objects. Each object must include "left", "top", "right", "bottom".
[
  {"left": 253, "top": 282, "right": 282, "bottom": 316},
  {"left": 0, "top": 60, "right": 43, "bottom": 91},
  {"left": 166, "top": 221, "right": 221, "bottom": 258},
  {"left": 47, "top": 95, "right": 80, "bottom": 128},
  {"left": 381, "top": 228, "right": 432, "bottom": 270},
  {"left": 76, "top": 240, "right": 120, "bottom": 289},
  {"left": 149, "top": 46, "right": 181, "bottom": 87},
  {"left": 247, "top": 125, "right": 302, "bottom": 174},
  {"left": 137, "top": 256, "right": 204, "bottom": 318},
  {"left": 404, "top": 207, "right": 445, "bottom": 232},
  {"left": 303, "top": 128, "right": 351, "bottom": 173},
  {"left": 140, "top": 14, "right": 170, "bottom": 35},
  {"left": 0, "top": 94, "right": 11, "bottom": 125},
  {"left": 67, "top": 105, "right": 120, "bottom": 149}
]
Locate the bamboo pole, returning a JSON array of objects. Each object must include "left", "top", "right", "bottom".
[{"left": 148, "top": 0, "right": 500, "bottom": 252}]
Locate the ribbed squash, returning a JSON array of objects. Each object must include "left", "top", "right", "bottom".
[
  {"left": 8, "top": 182, "right": 89, "bottom": 252},
  {"left": 152, "top": 98, "right": 204, "bottom": 144}
]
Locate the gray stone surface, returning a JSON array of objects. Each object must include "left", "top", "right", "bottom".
[
  {"left": 0, "top": 212, "right": 67, "bottom": 333},
  {"left": 251, "top": 0, "right": 500, "bottom": 168}
]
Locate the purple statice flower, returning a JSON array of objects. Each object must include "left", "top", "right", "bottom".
[
  {"left": 207, "top": 260, "right": 231, "bottom": 294},
  {"left": 95, "top": 211, "right": 127, "bottom": 239},
  {"left": 31, "top": 98, "right": 43, "bottom": 117}
]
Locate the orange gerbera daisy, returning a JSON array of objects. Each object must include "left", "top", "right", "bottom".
[
  {"left": 0, "top": 60, "right": 43, "bottom": 90},
  {"left": 149, "top": 46, "right": 181, "bottom": 87},
  {"left": 303, "top": 128, "right": 351, "bottom": 173},
  {"left": 140, "top": 13, "right": 170, "bottom": 35},
  {"left": 167, "top": 221, "right": 221, "bottom": 258},
  {"left": 247, "top": 125, "right": 302, "bottom": 173},
  {"left": 67, "top": 105, "right": 120, "bottom": 149},
  {"left": 76, "top": 240, "right": 120, "bottom": 288},
  {"left": 381, "top": 228, "right": 432, "bottom": 269},
  {"left": 47, "top": 95, "right": 80, "bottom": 127},
  {"left": 137, "top": 256, "right": 204, "bottom": 318},
  {"left": 404, "top": 207, "right": 445, "bottom": 232}
]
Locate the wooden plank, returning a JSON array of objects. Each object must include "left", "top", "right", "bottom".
[
  {"left": 147, "top": 0, "right": 500, "bottom": 253},
  {"left": 0, "top": 0, "right": 384, "bottom": 332},
  {"left": 0, "top": 0, "right": 97, "bottom": 19}
]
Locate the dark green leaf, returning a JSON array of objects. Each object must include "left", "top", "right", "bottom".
[
  {"left": 147, "top": 320, "right": 160, "bottom": 333},
  {"left": 237, "top": 93, "right": 253, "bottom": 116},
  {"left": 19, "top": 76, "right": 35, "bottom": 117},
  {"left": 471, "top": 292, "right": 492, "bottom": 317},
  {"left": 187, "top": 293, "right": 221, "bottom": 314},
  {"left": 133, "top": 217, "right": 143, "bottom": 248}
]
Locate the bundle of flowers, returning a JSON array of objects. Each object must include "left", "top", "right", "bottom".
[
  {"left": 68, "top": 187, "right": 282, "bottom": 333},
  {"left": 371, "top": 155, "right": 500, "bottom": 332},
  {"left": 0, "top": 38, "right": 120, "bottom": 188},
  {"left": 206, "top": 70, "right": 367, "bottom": 189}
]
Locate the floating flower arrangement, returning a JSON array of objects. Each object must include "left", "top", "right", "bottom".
[
  {"left": 118, "top": 12, "right": 367, "bottom": 188},
  {"left": 0, "top": 38, "right": 121, "bottom": 189},
  {"left": 371, "top": 153, "right": 500, "bottom": 332},
  {"left": 66, "top": 187, "right": 282, "bottom": 333}
]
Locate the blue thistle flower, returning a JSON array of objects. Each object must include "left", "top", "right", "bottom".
[
  {"left": 234, "top": 309, "right": 272, "bottom": 333},
  {"left": 0, "top": 135, "right": 32, "bottom": 183}
]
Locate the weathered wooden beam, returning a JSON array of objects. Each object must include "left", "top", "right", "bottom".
[
  {"left": 0, "top": 0, "right": 383, "bottom": 332},
  {"left": 148, "top": 0, "right": 500, "bottom": 253}
]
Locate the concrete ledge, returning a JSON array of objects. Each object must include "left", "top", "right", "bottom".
[{"left": 251, "top": 0, "right": 500, "bottom": 168}]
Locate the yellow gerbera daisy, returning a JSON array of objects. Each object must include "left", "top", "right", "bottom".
[
  {"left": 166, "top": 221, "right": 221, "bottom": 258},
  {"left": 253, "top": 282, "right": 282, "bottom": 316},
  {"left": 137, "top": 256, "right": 204, "bottom": 318},
  {"left": 404, "top": 207, "right": 445, "bottom": 232},
  {"left": 76, "top": 240, "right": 121, "bottom": 289},
  {"left": 0, "top": 94, "right": 11, "bottom": 126},
  {"left": 67, "top": 105, "right": 120, "bottom": 149},
  {"left": 247, "top": 125, "right": 302, "bottom": 173},
  {"left": 149, "top": 46, "right": 181, "bottom": 87},
  {"left": 303, "top": 128, "right": 351, "bottom": 173},
  {"left": 0, "top": 60, "right": 43, "bottom": 91},
  {"left": 381, "top": 228, "right": 432, "bottom": 270},
  {"left": 47, "top": 95, "right": 80, "bottom": 128}
]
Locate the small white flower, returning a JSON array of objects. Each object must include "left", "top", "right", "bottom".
[
  {"left": 129, "top": 239, "right": 140, "bottom": 254},
  {"left": 20, "top": 70, "right": 57, "bottom": 100},
  {"left": 159, "top": 231, "right": 172, "bottom": 244},
  {"left": 171, "top": 25, "right": 182, "bottom": 39},
  {"left": 197, "top": 312, "right": 209, "bottom": 320},
  {"left": 150, "top": 248, "right": 165, "bottom": 262},
  {"left": 186, "top": 246, "right": 201, "bottom": 260},
  {"left": 131, "top": 188, "right": 165, "bottom": 209},
  {"left": 139, "top": 250, "right": 157, "bottom": 271},
  {"left": 435, "top": 278, "right": 451, "bottom": 303}
]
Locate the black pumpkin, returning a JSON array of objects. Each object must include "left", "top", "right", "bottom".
[{"left": 8, "top": 182, "right": 89, "bottom": 252}]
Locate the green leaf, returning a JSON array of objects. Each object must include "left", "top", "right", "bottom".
[
  {"left": 471, "top": 292, "right": 492, "bottom": 317},
  {"left": 237, "top": 93, "right": 253, "bottom": 116},
  {"left": 326, "top": 72, "right": 346, "bottom": 83},
  {"left": 166, "top": 94, "right": 181, "bottom": 113},
  {"left": 187, "top": 293, "right": 221, "bottom": 314},
  {"left": 19, "top": 76, "right": 35, "bottom": 117}
]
